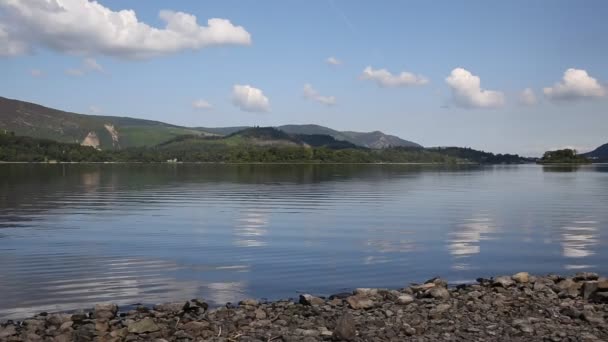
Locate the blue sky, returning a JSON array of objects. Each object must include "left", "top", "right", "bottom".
[{"left": 1, "top": 0, "right": 607, "bottom": 155}]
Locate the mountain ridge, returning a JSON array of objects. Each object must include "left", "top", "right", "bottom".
[
  {"left": 0, "top": 96, "right": 422, "bottom": 150},
  {"left": 582, "top": 143, "right": 608, "bottom": 161}
]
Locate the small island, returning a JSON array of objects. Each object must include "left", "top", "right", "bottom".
[{"left": 538, "top": 149, "right": 591, "bottom": 164}]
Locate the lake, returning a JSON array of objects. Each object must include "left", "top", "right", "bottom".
[{"left": 0, "top": 163, "right": 607, "bottom": 319}]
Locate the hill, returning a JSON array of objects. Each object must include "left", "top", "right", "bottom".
[
  {"left": 0, "top": 97, "right": 422, "bottom": 151},
  {"left": 0, "top": 96, "right": 209, "bottom": 149},
  {"left": 0, "top": 130, "right": 458, "bottom": 164},
  {"left": 160, "top": 127, "right": 360, "bottom": 150},
  {"left": 582, "top": 143, "right": 608, "bottom": 161},
  {"left": 278, "top": 124, "right": 422, "bottom": 149},
  {"left": 428, "top": 147, "right": 530, "bottom": 164},
  {"left": 539, "top": 149, "right": 591, "bottom": 164}
]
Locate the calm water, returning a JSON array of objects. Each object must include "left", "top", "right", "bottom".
[{"left": 0, "top": 163, "right": 607, "bottom": 319}]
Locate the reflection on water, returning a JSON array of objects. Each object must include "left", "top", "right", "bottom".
[
  {"left": 235, "top": 209, "right": 269, "bottom": 248},
  {"left": 0, "top": 164, "right": 607, "bottom": 319},
  {"left": 561, "top": 220, "right": 599, "bottom": 269},
  {"left": 448, "top": 215, "right": 496, "bottom": 270}
]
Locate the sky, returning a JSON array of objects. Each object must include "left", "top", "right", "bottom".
[{"left": 1, "top": 0, "right": 607, "bottom": 156}]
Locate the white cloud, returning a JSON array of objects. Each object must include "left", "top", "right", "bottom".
[
  {"left": 29, "top": 69, "right": 43, "bottom": 77},
  {"left": 65, "top": 58, "right": 103, "bottom": 76},
  {"left": 326, "top": 56, "right": 341, "bottom": 66},
  {"left": 445, "top": 68, "right": 505, "bottom": 108},
  {"left": 84, "top": 57, "right": 103, "bottom": 72},
  {"left": 543, "top": 68, "right": 606, "bottom": 101},
  {"left": 0, "top": 0, "right": 251, "bottom": 59},
  {"left": 519, "top": 88, "right": 537, "bottom": 106},
  {"left": 232, "top": 85, "right": 270, "bottom": 112},
  {"left": 192, "top": 99, "right": 212, "bottom": 110},
  {"left": 303, "top": 84, "right": 336, "bottom": 106},
  {"left": 360, "top": 66, "right": 428, "bottom": 87}
]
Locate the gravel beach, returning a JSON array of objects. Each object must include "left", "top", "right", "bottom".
[{"left": 1, "top": 272, "right": 607, "bottom": 342}]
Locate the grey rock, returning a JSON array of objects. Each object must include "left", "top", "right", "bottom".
[
  {"left": 346, "top": 295, "right": 375, "bottom": 309},
  {"left": 429, "top": 303, "right": 451, "bottom": 317},
  {"left": 181, "top": 321, "right": 210, "bottom": 336},
  {"left": 0, "top": 325, "right": 17, "bottom": 338},
  {"left": 574, "top": 272, "right": 599, "bottom": 281},
  {"left": 512, "top": 272, "right": 530, "bottom": 283},
  {"left": 333, "top": 313, "right": 356, "bottom": 341},
  {"left": 152, "top": 302, "right": 184, "bottom": 313},
  {"left": 239, "top": 298, "right": 259, "bottom": 306},
  {"left": 254, "top": 308, "right": 267, "bottom": 319},
  {"left": 46, "top": 314, "right": 71, "bottom": 327},
  {"left": 582, "top": 281, "right": 599, "bottom": 299},
  {"left": 397, "top": 294, "right": 415, "bottom": 305},
  {"left": 299, "top": 294, "right": 325, "bottom": 306},
  {"left": 493, "top": 276, "right": 515, "bottom": 288},
  {"left": 427, "top": 286, "right": 450, "bottom": 300},
  {"left": 582, "top": 310, "right": 605, "bottom": 325},
  {"left": 128, "top": 317, "right": 160, "bottom": 334}
]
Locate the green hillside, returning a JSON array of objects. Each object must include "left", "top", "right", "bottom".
[
  {"left": 0, "top": 96, "right": 209, "bottom": 149},
  {"left": 0, "top": 97, "right": 422, "bottom": 150}
]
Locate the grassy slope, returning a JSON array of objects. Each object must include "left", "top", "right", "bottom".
[{"left": 0, "top": 96, "right": 209, "bottom": 149}]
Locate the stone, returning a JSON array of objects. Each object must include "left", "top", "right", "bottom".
[
  {"left": 582, "top": 281, "right": 599, "bottom": 299},
  {"left": 319, "top": 327, "right": 333, "bottom": 337},
  {"left": 23, "top": 333, "right": 42, "bottom": 341},
  {"left": 533, "top": 282, "right": 547, "bottom": 291},
  {"left": 239, "top": 298, "right": 258, "bottom": 306},
  {"left": 429, "top": 303, "right": 451, "bottom": 318},
  {"left": 181, "top": 321, "right": 210, "bottom": 336},
  {"left": 254, "top": 308, "right": 267, "bottom": 320},
  {"left": 582, "top": 310, "right": 605, "bottom": 325},
  {"left": 94, "top": 303, "right": 118, "bottom": 320},
  {"left": 354, "top": 288, "right": 378, "bottom": 296},
  {"left": 427, "top": 286, "right": 450, "bottom": 300},
  {"left": 110, "top": 327, "right": 128, "bottom": 338},
  {"left": 333, "top": 313, "right": 356, "bottom": 341},
  {"left": 299, "top": 294, "right": 325, "bottom": 306},
  {"left": 590, "top": 291, "right": 608, "bottom": 303},
  {"left": 493, "top": 276, "right": 515, "bottom": 287},
  {"left": 397, "top": 294, "right": 415, "bottom": 305},
  {"left": 410, "top": 283, "right": 435, "bottom": 292},
  {"left": 153, "top": 302, "right": 184, "bottom": 313},
  {"left": 295, "top": 328, "right": 320, "bottom": 337},
  {"left": 128, "top": 318, "right": 160, "bottom": 334},
  {"left": 328, "top": 292, "right": 351, "bottom": 300},
  {"left": 47, "top": 314, "right": 72, "bottom": 327},
  {"left": 95, "top": 321, "right": 109, "bottom": 333},
  {"left": 597, "top": 279, "right": 608, "bottom": 290},
  {"left": 346, "top": 295, "right": 375, "bottom": 309},
  {"left": 53, "top": 333, "right": 74, "bottom": 342},
  {"left": 70, "top": 313, "right": 88, "bottom": 322},
  {"left": 74, "top": 323, "right": 96, "bottom": 341},
  {"left": 425, "top": 277, "right": 448, "bottom": 288},
  {"left": 59, "top": 321, "right": 73, "bottom": 332},
  {"left": 573, "top": 272, "right": 599, "bottom": 281},
  {"left": 0, "top": 325, "right": 17, "bottom": 338},
  {"left": 557, "top": 278, "right": 582, "bottom": 297},
  {"left": 512, "top": 272, "right": 530, "bottom": 283}
]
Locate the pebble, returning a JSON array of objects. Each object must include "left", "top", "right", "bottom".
[{"left": 0, "top": 272, "right": 607, "bottom": 341}]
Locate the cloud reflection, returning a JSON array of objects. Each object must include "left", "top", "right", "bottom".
[
  {"left": 448, "top": 216, "right": 496, "bottom": 270},
  {"left": 561, "top": 220, "right": 598, "bottom": 265},
  {"left": 234, "top": 209, "right": 269, "bottom": 247}
]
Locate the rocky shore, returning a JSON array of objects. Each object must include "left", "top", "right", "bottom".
[{"left": 1, "top": 272, "right": 607, "bottom": 342}]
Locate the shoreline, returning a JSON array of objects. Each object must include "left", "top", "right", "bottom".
[{"left": 1, "top": 273, "right": 606, "bottom": 341}]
